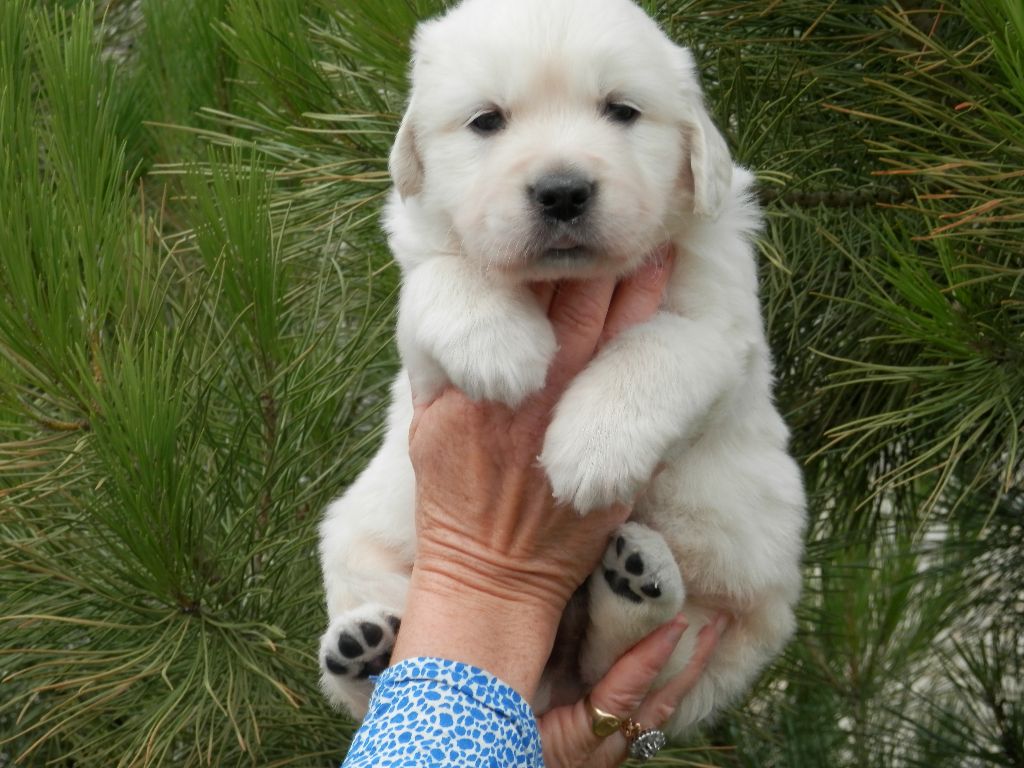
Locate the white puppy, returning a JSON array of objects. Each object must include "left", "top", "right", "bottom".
[{"left": 318, "top": 0, "right": 806, "bottom": 737}]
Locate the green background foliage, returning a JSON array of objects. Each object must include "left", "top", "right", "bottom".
[{"left": 1, "top": 0, "right": 1020, "bottom": 765}]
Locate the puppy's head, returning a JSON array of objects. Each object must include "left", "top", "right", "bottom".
[{"left": 391, "top": 0, "right": 731, "bottom": 280}]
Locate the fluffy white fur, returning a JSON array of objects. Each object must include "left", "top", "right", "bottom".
[{"left": 318, "top": 0, "right": 806, "bottom": 737}]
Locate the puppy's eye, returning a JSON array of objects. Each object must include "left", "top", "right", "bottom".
[
  {"left": 605, "top": 102, "right": 641, "bottom": 125},
  {"left": 469, "top": 110, "right": 507, "bottom": 135}
]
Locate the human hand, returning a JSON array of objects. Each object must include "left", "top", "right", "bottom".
[
  {"left": 392, "top": 245, "right": 676, "bottom": 698},
  {"left": 540, "top": 612, "right": 728, "bottom": 768}
]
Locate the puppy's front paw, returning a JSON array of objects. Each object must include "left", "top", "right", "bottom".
[
  {"left": 319, "top": 604, "right": 401, "bottom": 716},
  {"left": 541, "top": 398, "right": 661, "bottom": 514},
  {"left": 440, "top": 310, "right": 556, "bottom": 407}
]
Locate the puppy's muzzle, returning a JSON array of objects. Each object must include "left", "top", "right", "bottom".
[{"left": 530, "top": 171, "right": 596, "bottom": 223}]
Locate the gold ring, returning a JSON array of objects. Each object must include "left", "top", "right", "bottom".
[
  {"left": 584, "top": 695, "right": 668, "bottom": 761},
  {"left": 620, "top": 717, "right": 643, "bottom": 742},
  {"left": 583, "top": 694, "right": 623, "bottom": 738}
]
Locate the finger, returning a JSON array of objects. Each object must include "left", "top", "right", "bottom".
[
  {"left": 408, "top": 383, "right": 474, "bottom": 445},
  {"left": 543, "top": 277, "right": 617, "bottom": 395},
  {"left": 588, "top": 614, "right": 728, "bottom": 768},
  {"left": 576, "top": 502, "right": 633, "bottom": 544},
  {"left": 599, "top": 243, "right": 675, "bottom": 347},
  {"left": 569, "top": 615, "right": 688, "bottom": 757},
  {"left": 408, "top": 374, "right": 427, "bottom": 443},
  {"left": 407, "top": 366, "right": 450, "bottom": 443},
  {"left": 529, "top": 281, "right": 558, "bottom": 312},
  {"left": 539, "top": 615, "right": 688, "bottom": 768},
  {"left": 632, "top": 612, "right": 730, "bottom": 728}
]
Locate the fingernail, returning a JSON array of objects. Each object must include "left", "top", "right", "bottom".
[
  {"left": 712, "top": 612, "right": 731, "bottom": 637},
  {"left": 659, "top": 613, "right": 688, "bottom": 651},
  {"left": 635, "top": 245, "right": 674, "bottom": 289},
  {"left": 651, "top": 243, "right": 675, "bottom": 271}
]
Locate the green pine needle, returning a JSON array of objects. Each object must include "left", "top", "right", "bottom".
[{"left": 1, "top": 1, "right": 1021, "bottom": 765}]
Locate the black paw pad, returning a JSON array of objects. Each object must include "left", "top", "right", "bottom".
[
  {"left": 604, "top": 568, "right": 643, "bottom": 603},
  {"left": 324, "top": 656, "right": 348, "bottom": 676},
  {"left": 323, "top": 612, "right": 402, "bottom": 681},
  {"left": 602, "top": 531, "right": 667, "bottom": 605},
  {"left": 360, "top": 622, "right": 383, "bottom": 647},
  {"left": 356, "top": 652, "right": 391, "bottom": 679},
  {"left": 338, "top": 632, "right": 363, "bottom": 659}
]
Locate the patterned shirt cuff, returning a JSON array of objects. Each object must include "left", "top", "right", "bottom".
[{"left": 342, "top": 657, "right": 543, "bottom": 767}]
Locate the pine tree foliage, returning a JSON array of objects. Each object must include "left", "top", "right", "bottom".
[{"left": 0, "top": 1, "right": 1020, "bottom": 766}]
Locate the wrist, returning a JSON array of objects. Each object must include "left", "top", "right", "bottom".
[{"left": 392, "top": 560, "right": 565, "bottom": 700}]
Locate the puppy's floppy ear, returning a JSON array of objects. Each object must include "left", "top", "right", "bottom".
[
  {"left": 670, "top": 45, "right": 732, "bottom": 219},
  {"left": 389, "top": 104, "right": 423, "bottom": 199}
]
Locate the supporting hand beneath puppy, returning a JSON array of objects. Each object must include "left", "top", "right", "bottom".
[
  {"left": 343, "top": 244, "right": 724, "bottom": 767},
  {"left": 395, "top": 245, "right": 677, "bottom": 698}
]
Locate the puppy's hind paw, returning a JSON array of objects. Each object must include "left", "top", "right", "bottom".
[
  {"left": 319, "top": 604, "right": 402, "bottom": 715},
  {"left": 580, "top": 523, "right": 686, "bottom": 688},
  {"left": 596, "top": 522, "right": 684, "bottom": 613}
]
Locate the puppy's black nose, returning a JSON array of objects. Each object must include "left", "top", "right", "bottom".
[{"left": 531, "top": 173, "right": 595, "bottom": 222}]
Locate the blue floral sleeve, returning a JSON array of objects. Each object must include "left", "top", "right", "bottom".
[{"left": 341, "top": 657, "right": 544, "bottom": 767}]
